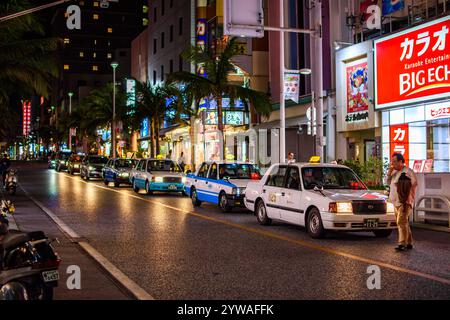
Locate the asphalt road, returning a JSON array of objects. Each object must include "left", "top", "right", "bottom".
[{"left": 14, "top": 162, "right": 450, "bottom": 299}]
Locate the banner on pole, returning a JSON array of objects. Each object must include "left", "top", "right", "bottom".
[{"left": 284, "top": 72, "right": 300, "bottom": 103}]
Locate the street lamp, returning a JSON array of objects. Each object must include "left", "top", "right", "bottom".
[
  {"left": 68, "top": 92, "right": 73, "bottom": 151},
  {"left": 111, "top": 61, "right": 119, "bottom": 158}
]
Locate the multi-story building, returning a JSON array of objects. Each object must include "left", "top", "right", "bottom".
[{"left": 50, "top": 0, "right": 148, "bottom": 123}]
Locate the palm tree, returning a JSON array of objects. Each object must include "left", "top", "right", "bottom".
[
  {"left": 0, "top": 0, "right": 59, "bottom": 123},
  {"left": 134, "top": 81, "right": 186, "bottom": 157},
  {"left": 167, "top": 37, "right": 272, "bottom": 164},
  {"left": 57, "top": 84, "right": 129, "bottom": 153}
]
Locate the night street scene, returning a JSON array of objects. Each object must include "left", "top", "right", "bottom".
[{"left": 0, "top": 0, "right": 449, "bottom": 315}]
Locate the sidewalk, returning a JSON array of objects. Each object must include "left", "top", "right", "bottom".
[{"left": 7, "top": 189, "right": 131, "bottom": 300}]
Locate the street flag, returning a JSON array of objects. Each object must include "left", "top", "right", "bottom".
[
  {"left": 284, "top": 72, "right": 300, "bottom": 103},
  {"left": 382, "top": 0, "right": 404, "bottom": 16}
]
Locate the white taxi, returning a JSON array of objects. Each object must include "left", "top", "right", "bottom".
[
  {"left": 185, "top": 161, "right": 262, "bottom": 212},
  {"left": 244, "top": 160, "right": 396, "bottom": 238}
]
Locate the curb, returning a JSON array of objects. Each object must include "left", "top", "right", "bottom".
[{"left": 19, "top": 184, "right": 154, "bottom": 301}]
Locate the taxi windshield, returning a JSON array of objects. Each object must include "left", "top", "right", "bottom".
[
  {"left": 115, "top": 159, "right": 134, "bottom": 168},
  {"left": 301, "top": 167, "right": 366, "bottom": 190},
  {"left": 218, "top": 164, "right": 261, "bottom": 180},
  {"left": 148, "top": 160, "right": 181, "bottom": 172}
]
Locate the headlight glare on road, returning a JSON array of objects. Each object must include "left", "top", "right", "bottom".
[
  {"left": 329, "top": 202, "right": 353, "bottom": 214},
  {"left": 386, "top": 201, "right": 395, "bottom": 214},
  {"left": 155, "top": 177, "right": 163, "bottom": 183}
]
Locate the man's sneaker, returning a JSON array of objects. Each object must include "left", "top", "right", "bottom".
[
  {"left": 406, "top": 244, "right": 413, "bottom": 250},
  {"left": 395, "top": 245, "right": 407, "bottom": 251}
]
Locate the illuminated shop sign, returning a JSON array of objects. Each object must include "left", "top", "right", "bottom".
[
  {"left": 425, "top": 102, "right": 450, "bottom": 120},
  {"left": 390, "top": 124, "right": 409, "bottom": 164},
  {"left": 375, "top": 15, "right": 450, "bottom": 109}
]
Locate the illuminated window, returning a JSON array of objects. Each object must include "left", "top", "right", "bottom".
[
  {"left": 93, "top": 52, "right": 97, "bottom": 58},
  {"left": 107, "top": 27, "right": 113, "bottom": 33},
  {"left": 143, "top": 5, "right": 148, "bottom": 13},
  {"left": 64, "top": 12, "right": 69, "bottom": 18},
  {"left": 92, "top": 65, "right": 98, "bottom": 71},
  {"left": 143, "top": 18, "right": 149, "bottom": 26},
  {"left": 64, "top": 38, "right": 70, "bottom": 44},
  {"left": 107, "top": 53, "right": 112, "bottom": 59},
  {"left": 93, "top": 1, "right": 99, "bottom": 7},
  {"left": 79, "top": 52, "right": 84, "bottom": 57},
  {"left": 79, "top": 0, "right": 84, "bottom": 5},
  {"left": 64, "top": 64, "right": 70, "bottom": 70},
  {"left": 93, "top": 14, "right": 99, "bottom": 20},
  {"left": 94, "top": 39, "right": 97, "bottom": 45}
]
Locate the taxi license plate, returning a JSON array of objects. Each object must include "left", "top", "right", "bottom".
[
  {"left": 364, "top": 219, "right": 379, "bottom": 228},
  {"left": 168, "top": 185, "right": 177, "bottom": 190},
  {"left": 42, "top": 270, "right": 60, "bottom": 283}
]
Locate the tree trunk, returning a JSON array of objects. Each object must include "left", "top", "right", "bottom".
[
  {"left": 217, "top": 96, "right": 224, "bottom": 159},
  {"left": 150, "top": 118, "right": 155, "bottom": 158},
  {"left": 189, "top": 115, "right": 196, "bottom": 171},
  {"left": 155, "top": 117, "right": 161, "bottom": 156}
]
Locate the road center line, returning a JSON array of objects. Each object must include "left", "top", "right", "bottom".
[{"left": 61, "top": 173, "right": 450, "bottom": 286}]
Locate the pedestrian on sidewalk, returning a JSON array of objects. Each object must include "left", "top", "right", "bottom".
[
  {"left": 387, "top": 153, "right": 417, "bottom": 252},
  {"left": 0, "top": 154, "right": 11, "bottom": 187},
  {"left": 178, "top": 152, "right": 186, "bottom": 172},
  {"left": 287, "top": 152, "right": 296, "bottom": 164}
]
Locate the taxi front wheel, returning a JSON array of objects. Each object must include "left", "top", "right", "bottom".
[
  {"left": 256, "top": 201, "right": 272, "bottom": 226},
  {"left": 307, "top": 208, "right": 326, "bottom": 239},
  {"left": 219, "top": 192, "right": 232, "bottom": 213},
  {"left": 191, "top": 188, "right": 202, "bottom": 207}
]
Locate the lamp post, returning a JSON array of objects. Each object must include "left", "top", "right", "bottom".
[
  {"left": 68, "top": 92, "right": 73, "bottom": 151},
  {"left": 111, "top": 61, "right": 119, "bottom": 158}
]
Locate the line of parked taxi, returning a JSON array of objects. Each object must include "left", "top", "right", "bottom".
[{"left": 48, "top": 151, "right": 397, "bottom": 239}]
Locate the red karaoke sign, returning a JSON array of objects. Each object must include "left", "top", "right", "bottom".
[
  {"left": 390, "top": 124, "right": 409, "bottom": 164},
  {"left": 375, "top": 15, "right": 450, "bottom": 109}
]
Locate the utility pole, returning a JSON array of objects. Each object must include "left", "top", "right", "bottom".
[
  {"left": 111, "top": 62, "right": 119, "bottom": 158},
  {"left": 310, "top": 0, "right": 324, "bottom": 161},
  {"left": 279, "top": 0, "right": 286, "bottom": 163}
]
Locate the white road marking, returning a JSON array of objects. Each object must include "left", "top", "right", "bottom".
[{"left": 19, "top": 183, "right": 154, "bottom": 300}]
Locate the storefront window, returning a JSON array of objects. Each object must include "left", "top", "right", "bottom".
[{"left": 382, "top": 107, "right": 450, "bottom": 173}]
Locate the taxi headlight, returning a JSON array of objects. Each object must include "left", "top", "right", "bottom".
[
  {"left": 120, "top": 172, "right": 129, "bottom": 177},
  {"left": 386, "top": 201, "right": 395, "bottom": 214},
  {"left": 182, "top": 177, "right": 187, "bottom": 183},
  {"left": 155, "top": 177, "right": 163, "bottom": 183},
  {"left": 329, "top": 202, "right": 353, "bottom": 214},
  {"left": 89, "top": 166, "right": 95, "bottom": 171}
]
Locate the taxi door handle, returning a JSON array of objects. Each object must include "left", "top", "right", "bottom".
[
  {"left": 262, "top": 189, "right": 266, "bottom": 193},
  {"left": 205, "top": 181, "right": 208, "bottom": 185},
  {"left": 195, "top": 179, "right": 198, "bottom": 182},
  {"left": 281, "top": 192, "right": 285, "bottom": 197}
]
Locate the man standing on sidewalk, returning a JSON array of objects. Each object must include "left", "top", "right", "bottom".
[
  {"left": 0, "top": 154, "right": 11, "bottom": 187},
  {"left": 387, "top": 153, "right": 418, "bottom": 252}
]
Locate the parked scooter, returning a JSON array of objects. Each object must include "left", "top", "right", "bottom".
[
  {"left": 0, "top": 198, "right": 60, "bottom": 300},
  {"left": 4, "top": 170, "right": 17, "bottom": 196}
]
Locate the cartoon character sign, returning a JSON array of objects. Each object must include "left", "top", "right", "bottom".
[{"left": 346, "top": 61, "right": 369, "bottom": 114}]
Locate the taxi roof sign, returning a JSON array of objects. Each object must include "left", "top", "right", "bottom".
[{"left": 309, "top": 156, "right": 321, "bottom": 163}]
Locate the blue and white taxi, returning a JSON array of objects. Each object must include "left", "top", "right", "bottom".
[
  {"left": 185, "top": 162, "right": 262, "bottom": 212},
  {"left": 245, "top": 159, "right": 396, "bottom": 238},
  {"left": 131, "top": 158, "right": 186, "bottom": 195}
]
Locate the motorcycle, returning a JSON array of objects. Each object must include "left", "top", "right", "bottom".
[
  {"left": 0, "top": 198, "right": 60, "bottom": 300},
  {"left": 4, "top": 169, "right": 17, "bottom": 196}
]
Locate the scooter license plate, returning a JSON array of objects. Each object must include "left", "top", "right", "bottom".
[{"left": 42, "top": 270, "right": 60, "bottom": 283}]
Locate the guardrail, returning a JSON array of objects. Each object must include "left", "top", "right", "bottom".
[{"left": 414, "top": 195, "right": 450, "bottom": 228}]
